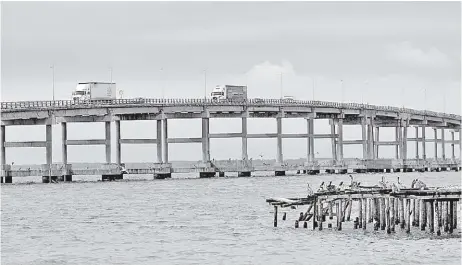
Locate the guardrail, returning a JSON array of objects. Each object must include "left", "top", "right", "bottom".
[{"left": 1, "top": 98, "right": 461, "bottom": 120}]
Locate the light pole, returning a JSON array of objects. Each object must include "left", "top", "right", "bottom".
[
  {"left": 280, "top": 72, "right": 283, "bottom": 99},
  {"left": 340, "top": 79, "right": 344, "bottom": 103},
  {"left": 160, "top": 67, "right": 164, "bottom": 99},
  {"left": 50, "top": 64, "right": 55, "bottom": 101},
  {"left": 362, "top": 80, "right": 368, "bottom": 104},
  {"left": 401, "top": 87, "right": 405, "bottom": 109},
  {"left": 311, "top": 77, "right": 315, "bottom": 101},
  {"left": 443, "top": 87, "right": 446, "bottom": 113},
  {"left": 204, "top": 69, "right": 207, "bottom": 100}
]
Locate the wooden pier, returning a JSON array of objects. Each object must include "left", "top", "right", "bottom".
[{"left": 267, "top": 181, "right": 461, "bottom": 235}]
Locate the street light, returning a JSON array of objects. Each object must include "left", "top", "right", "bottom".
[
  {"left": 160, "top": 67, "right": 164, "bottom": 99},
  {"left": 340, "top": 79, "right": 344, "bottom": 103},
  {"left": 280, "top": 72, "right": 283, "bottom": 99},
  {"left": 362, "top": 80, "right": 369, "bottom": 104},
  {"left": 50, "top": 64, "right": 55, "bottom": 101},
  {"left": 203, "top": 69, "right": 207, "bottom": 100},
  {"left": 311, "top": 77, "right": 315, "bottom": 101}
]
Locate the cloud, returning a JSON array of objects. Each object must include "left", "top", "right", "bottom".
[{"left": 385, "top": 41, "right": 451, "bottom": 68}]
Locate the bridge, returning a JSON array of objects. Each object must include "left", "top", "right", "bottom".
[{"left": 1, "top": 98, "right": 461, "bottom": 183}]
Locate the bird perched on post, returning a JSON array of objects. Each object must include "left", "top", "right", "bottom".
[
  {"left": 307, "top": 183, "right": 314, "bottom": 197},
  {"left": 411, "top": 179, "right": 427, "bottom": 190}
]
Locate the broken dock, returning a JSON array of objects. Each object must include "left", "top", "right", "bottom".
[{"left": 267, "top": 182, "right": 461, "bottom": 235}]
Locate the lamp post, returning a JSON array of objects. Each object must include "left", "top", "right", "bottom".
[
  {"left": 50, "top": 64, "right": 55, "bottom": 101},
  {"left": 311, "top": 77, "right": 315, "bottom": 101},
  {"left": 204, "top": 69, "right": 207, "bottom": 100},
  {"left": 340, "top": 79, "right": 344, "bottom": 103},
  {"left": 280, "top": 72, "right": 283, "bottom": 99},
  {"left": 160, "top": 67, "right": 164, "bottom": 99}
]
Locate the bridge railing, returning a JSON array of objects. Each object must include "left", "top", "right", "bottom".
[{"left": 1, "top": 98, "right": 460, "bottom": 120}]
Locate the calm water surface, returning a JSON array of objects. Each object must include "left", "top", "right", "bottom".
[{"left": 2, "top": 172, "right": 461, "bottom": 265}]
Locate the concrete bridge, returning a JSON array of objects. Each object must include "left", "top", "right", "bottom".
[{"left": 1, "top": 98, "right": 461, "bottom": 183}]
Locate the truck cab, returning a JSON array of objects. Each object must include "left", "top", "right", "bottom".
[{"left": 211, "top": 85, "right": 226, "bottom": 100}]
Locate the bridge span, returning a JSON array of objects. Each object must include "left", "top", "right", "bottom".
[{"left": 1, "top": 98, "right": 461, "bottom": 183}]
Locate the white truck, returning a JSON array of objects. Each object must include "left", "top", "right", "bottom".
[
  {"left": 71, "top": 82, "right": 117, "bottom": 101},
  {"left": 210, "top": 85, "right": 247, "bottom": 101}
]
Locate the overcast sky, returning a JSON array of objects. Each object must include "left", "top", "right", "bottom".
[{"left": 1, "top": 1, "right": 461, "bottom": 164}]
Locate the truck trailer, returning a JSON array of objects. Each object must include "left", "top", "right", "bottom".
[
  {"left": 72, "top": 82, "right": 117, "bottom": 101},
  {"left": 210, "top": 85, "right": 247, "bottom": 101}
]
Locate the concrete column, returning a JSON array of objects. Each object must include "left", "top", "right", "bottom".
[
  {"left": 61, "top": 123, "right": 67, "bottom": 164},
  {"left": 337, "top": 118, "right": 344, "bottom": 161},
  {"left": 105, "top": 121, "right": 111, "bottom": 163},
  {"left": 202, "top": 118, "right": 210, "bottom": 162},
  {"left": 434, "top": 128, "right": 438, "bottom": 159},
  {"left": 115, "top": 120, "right": 121, "bottom": 164},
  {"left": 157, "top": 120, "right": 163, "bottom": 163},
  {"left": 367, "top": 118, "right": 374, "bottom": 160},
  {"left": 395, "top": 126, "right": 400, "bottom": 159},
  {"left": 242, "top": 117, "right": 248, "bottom": 160},
  {"left": 46, "top": 124, "right": 52, "bottom": 165},
  {"left": 422, "top": 126, "right": 426, "bottom": 160},
  {"left": 402, "top": 123, "right": 408, "bottom": 160},
  {"left": 1, "top": 125, "right": 6, "bottom": 166},
  {"left": 362, "top": 118, "right": 367, "bottom": 159},
  {"left": 330, "top": 119, "right": 337, "bottom": 161},
  {"left": 415, "top": 127, "right": 419, "bottom": 159},
  {"left": 441, "top": 128, "right": 445, "bottom": 159},
  {"left": 398, "top": 125, "right": 403, "bottom": 160},
  {"left": 375, "top": 126, "right": 380, "bottom": 159},
  {"left": 276, "top": 117, "right": 283, "bottom": 164},
  {"left": 308, "top": 118, "right": 315, "bottom": 162},
  {"left": 451, "top": 131, "right": 455, "bottom": 160},
  {"left": 307, "top": 118, "right": 312, "bottom": 162},
  {"left": 163, "top": 119, "right": 169, "bottom": 163}
]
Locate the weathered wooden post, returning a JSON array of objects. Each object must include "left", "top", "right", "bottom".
[
  {"left": 394, "top": 198, "right": 399, "bottom": 225},
  {"left": 420, "top": 199, "right": 427, "bottom": 231},
  {"left": 453, "top": 201, "right": 457, "bottom": 229},
  {"left": 415, "top": 199, "right": 420, "bottom": 227},
  {"left": 406, "top": 199, "right": 411, "bottom": 234},
  {"left": 448, "top": 201, "right": 454, "bottom": 234},
  {"left": 380, "top": 198, "right": 386, "bottom": 230},
  {"left": 313, "top": 199, "right": 317, "bottom": 230},
  {"left": 274, "top": 205, "right": 278, "bottom": 227},
  {"left": 346, "top": 199, "right": 352, "bottom": 221},
  {"left": 429, "top": 200, "right": 434, "bottom": 233},
  {"left": 358, "top": 198, "right": 363, "bottom": 229},
  {"left": 329, "top": 202, "right": 334, "bottom": 220},
  {"left": 390, "top": 198, "right": 395, "bottom": 232},
  {"left": 437, "top": 201, "right": 443, "bottom": 229},
  {"left": 368, "top": 198, "right": 373, "bottom": 223},
  {"left": 338, "top": 200, "right": 343, "bottom": 231},
  {"left": 282, "top": 212, "right": 287, "bottom": 221},
  {"left": 386, "top": 198, "right": 391, "bottom": 234},
  {"left": 444, "top": 201, "right": 449, "bottom": 233},
  {"left": 436, "top": 201, "right": 441, "bottom": 235},
  {"left": 295, "top": 220, "right": 299, "bottom": 228},
  {"left": 362, "top": 198, "right": 367, "bottom": 230},
  {"left": 400, "top": 198, "right": 405, "bottom": 229}
]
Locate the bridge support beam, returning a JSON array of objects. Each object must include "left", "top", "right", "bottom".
[
  {"left": 337, "top": 119, "right": 344, "bottom": 161},
  {"left": 276, "top": 117, "right": 283, "bottom": 164},
  {"left": 422, "top": 126, "right": 426, "bottom": 160},
  {"left": 1, "top": 125, "right": 10, "bottom": 183},
  {"left": 156, "top": 120, "right": 162, "bottom": 163},
  {"left": 451, "top": 131, "right": 455, "bottom": 160},
  {"left": 374, "top": 126, "right": 380, "bottom": 159},
  {"left": 415, "top": 127, "right": 419, "bottom": 159},
  {"left": 441, "top": 128, "right": 445, "bottom": 159},
  {"left": 163, "top": 119, "right": 169, "bottom": 163},
  {"left": 395, "top": 126, "right": 400, "bottom": 159},
  {"left": 402, "top": 122, "right": 408, "bottom": 160},
  {"left": 61, "top": 122, "right": 68, "bottom": 165},
  {"left": 115, "top": 120, "right": 121, "bottom": 165},
  {"left": 434, "top": 128, "right": 438, "bottom": 159},
  {"left": 330, "top": 119, "right": 337, "bottom": 161},
  {"left": 202, "top": 117, "right": 210, "bottom": 162},
  {"left": 362, "top": 118, "right": 367, "bottom": 160},
  {"left": 105, "top": 121, "right": 111, "bottom": 163},
  {"left": 307, "top": 118, "right": 315, "bottom": 163},
  {"left": 42, "top": 124, "right": 53, "bottom": 183},
  {"left": 242, "top": 117, "right": 248, "bottom": 161}
]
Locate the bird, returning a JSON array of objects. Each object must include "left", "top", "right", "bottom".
[
  {"left": 411, "top": 179, "right": 427, "bottom": 190},
  {"left": 396, "top": 176, "right": 406, "bottom": 189},
  {"left": 349, "top": 175, "right": 360, "bottom": 189},
  {"left": 327, "top": 181, "right": 336, "bottom": 192},
  {"left": 318, "top": 181, "right": 326, "bottom": 192},
  {"left": 378, "top": 176, "right": 392, "bottom": 189},
  {"left": 307, "top": 183, "right": 314, "bottom": 196}
]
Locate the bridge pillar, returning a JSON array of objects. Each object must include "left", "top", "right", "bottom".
[
  {"left": 202, "top": 118, "right": 210, "bottom": 162},
  {"left": 156, "top": 120, "right": 163, "bottom": 163},
  {"left": 42, "top": 124, "right": 53, "bottom": 183},
  {"left": 115, "top": 120, "right": 121, "bottom": 165},
  {"left": 402, "top": 122, "right": 408, "bottom": 160},
  {"left": 337, "top": 118, "right": 344, "bottom": 161},
  {"left": 395, "top": 126, "right": 400, "bottom": 159},
  {"left": 61, "top": 122, "right": 68, "bottom": 165},
  {"left": 367, "top": 117, "right": 374, "bottom": 160},
  {"left": 105, "top": 121, "right": 111, "bottom": 163},
  {"left": 434, "top": 128, "right": 438, "bottom": 159},
  {"left": 374, "top": 126, "right": 380, "bottom": 159},
  {"left": 276, "top": 117, "right": 283, "bottom": 164},
  {"left": 307, "top": 118, "right": 315, "bottom": 162},
  {"left": 242, "top": 117, "right": 248, "bottom": 160},
  {"left": 415, "top": 127, "right": 419, "bottom": 159},
  {"left": 441, "top": 128, "right": 445, "bottom": 159},
  {"left": 163, "top": 119, "right": 169, "bottom": 163},
  {"left": 361, "top": 117, "right": 367, "bottom": 160},
  {"left": 330, "top": 119, "right": 337, "bottom": 161},
  {"left": 451, "top": 131, "right": 455, "bottom": 160},
  {"left": 422, "top": 126, "right": 426, "bottom": 160}
]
